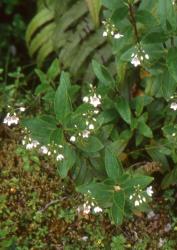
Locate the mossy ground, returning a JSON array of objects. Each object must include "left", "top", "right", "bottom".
[{"left": 0, "top": 127, "right": 177, "bottom": 250}]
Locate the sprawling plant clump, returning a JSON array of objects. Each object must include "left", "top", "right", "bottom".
[{"left": 4, "top": 0, "right": 177, "bottom": 225}]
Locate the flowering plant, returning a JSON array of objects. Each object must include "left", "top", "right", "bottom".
[{"left": 4, "top": 0, "right": 177, "bottom": 224}]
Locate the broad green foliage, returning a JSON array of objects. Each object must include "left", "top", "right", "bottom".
[
  {"left": 25, "top": 0, "right": 113, "bottom": 82},
  {"left": 22, "top": 0, "right": 177, "bottom": 224}
]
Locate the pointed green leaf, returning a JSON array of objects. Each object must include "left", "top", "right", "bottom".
[
  {"left": 54, "top": 72, "right": 72, "bottom": 125},
  {"left": 57, "top": 145, "right": 76, "bottom": 178},
  {"left": 167, "top": 47, "right": 177, "bottom": 82},
  {"left": 105, "top": 148, "right": 123, "bottom": 181},
  {"left": 77, "top": 136, "right": 104, "bottom": 153},
  {"left": 115, "top": 97, "right": 131, "bottom": 124}
]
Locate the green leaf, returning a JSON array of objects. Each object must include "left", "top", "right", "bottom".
[
  {"left": 47, "top": 59, "right": 60, "bottom": 81},
  {"left": 167, "top": 47, "right": 177, "bottom": 82},
  {"left": 111, "top": 202, "right": 124, "bottom": 225},
  {"left": 54, "top": 72, "right": 72, "bottom": 125},
  {"left": 137, "top": 121, "right": 153, "bottom": 138},
  {"left": 142, "top": 30, "right": 167, "bottom": 44},
  {"left": 77, "top": 181, "right": 113, "bottom": 205},
  {"left": 77, "top": 136, "right": 104, "bottom": 153},
  {"left": 22, "top": 117, "right": 57, "bottom": 144},
  {"left": 122, "top": 174, "right": 154, "bottom": 191},
  {"left": 105, "top": 148, "right": 123, "bottom": 181},
  {"left": 161, "top": 168, "right": 177, "bottom": 189},
  {"left": 57, "top": 145, "right": 76, "bottom": 178},
  {"left": 115, "top": 96, "right": 131, "bottom": 124},
  {"left": 113, "top": 191, "right": 125, "bottom": 211},
  {"left": 50, "top": 128, "right": 64, "bottom": 144},
  {"left": 86, "top": 0, "right": 101, "bottom": 28},
  {"left": 135, "top": 10, "right": 157, "bottom": 27},
  {"left": 92, "top": 60, "right": 115, "bottom": 87}
]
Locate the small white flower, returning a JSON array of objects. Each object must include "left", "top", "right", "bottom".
[
  {"left": 111, "top": 30, "right": 114, "bottom": 36},
  {"left": 158, "top": 238, "right": 166, "bottom": 248},
  {"left": 40, "top": 146, "right": 48, "bottom": 154},
  {"left": 140, "top": 56, "right": 144, "bottom": 61},
  {"left": 94, "top": 110, "right": 99, "bottom": 114},
  {"left": 142, "top": 197, "right": 146, "bottom": 202},
  {"left": 134, "top": 200, "right": 140, "bottom": 206},
  {"left": 83, "top": 203, "right": 91, "bottom": 214},
  {"left": 172, "top": 133, "right": 176, "bottom": 137},
  {"left": 129, "top": 195, "right": 133, "bottom": 200},
  {"left": 82, "top": 130, "right": 90, "bottom": 138},
  {"left": 26, "top": 143, "right": 33, "bottom": 150},
  {"left": 131, "top": 53, "right": 141, "bottom": 67},
  {"left": 114, "top": 32, "right": 124, "bottom": 39},
  {"left": 31, "top": 140, "right": 40, "bottom": 148},
  {"left": 83, "top": 96, "right": 89, "bottom": 103},
  {"left": 58, "top": 145, "right": 63, "bottom": 148},
  {"left": 48, "top": 151, "right": 51, "bottom": 156},
  {"left": 22, "top": 140, "right": 26, "bottom": 145},
  {"left": 93, "top": 206, "right": 103, "bottom": 213},
  {"left": 3, "top": 113, "right": 19, "bottom": 126},
  {"left": 164, "top": 223, "right": 172, "bottom": 232},
  {"left": 145, "top": 54, "right": 149, "bottom": 60},
  {"left": 19, "top": 107, "right": 25, "bottom": 112},
  {"left": 103, "top": 31, "right": 108, "bottom": 37},
  {"left": 146, "top": 186, "right": 153, "bottom": 197},
  {"left": 56, "top": 154, "right": 64, "bottom": 161},
  {"left": 82, "top": 236, "right": 88, "bottom": 241},
  {"left": 86, "top": 121, "right": 89, "bottom": 125},
  {"left": 90, "top": 94, "right": 101, "bottom": 107},
  {"left": 147, "top": 210, "right": 155, "bottom": 219},
  {"left": 88, "top": 124, "right": 94, "bottom": 130},
  {"left": 70, "top": 136, "right": 76, "bottom": 142},
  {"left": 170, "top": 102, "right": 177, "bottom": 110}
]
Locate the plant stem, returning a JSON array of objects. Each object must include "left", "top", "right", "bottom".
[{"left": 128, "top": 3, "right": 139, "bottom": 44}]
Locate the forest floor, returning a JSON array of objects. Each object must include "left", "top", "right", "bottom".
[{"left": 0, "top": 126, "right": 177, "bottom": 250}]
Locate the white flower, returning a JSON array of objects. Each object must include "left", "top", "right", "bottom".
[
  {"left": 70, "top": 136, "right": 76, "bottom": 142},
  {"left": 134, "top": 200, "right": 140, "bottom": 206},
  {"left": 24, "top": 140, "right": 39, "bottom": 150},
  {"left": 40, "top": 146, "right": 48, "bottom": 154},
  {"left": 145, "top": 54, "right": 149, "bottom": 60},
  {"left": 142, "top": 197, "right": 146, "bottom": 202},
  {"left": 56, "top": 154, "right": 64, "bottom": 161},
  {"left": 19, "top": 107, "right": 25, "bottom": 112},
  {"left": 131, "top": 53, "right": 141, "bottom": 67},
  {"left": 89, "top": 94, "right": 101, "bottom": 107},
  {"left": 22, "top": 140, "right": 26, "bottom": 145},
  {"left": 114, "top": 32, "right": 124, "bottom": 39},
  {"left": 3, "top": 113, "right": 19, "bottom": 126},
  {"left": 88, "top": 124, "right": 94, "bottom": 130},
  {"left": 103, "top": 31, "right": 108, "bottom": 37},
  {"left": 94, "top": 110, "right": 99, "bottom": 114},
  {"left": 83, "top": 96, "right": 89, "bottom": 103},
  {"left": 93, "top": 206, "right": 103, "bottom": 213},
  {"left": 158, "top": 238, "right": 166, "bottom": 248},
  {"left": 82, "top": 236, "right": 88, "bottom": 241},
  {"left": 26, "top": 143, "right": 34, "bottom": 150},
  {"left": 164, "top": 223, "right": 172, "bottom": 232},
  {"left": 129, "top": 195, "right": 133, "bottom": 200},
  {"left": 83, "top": 203, "right": 91, "bottom": 214},
  {"left": 172, "top": 133, "right": 176, "bottom": 137},
  {"left": 146, "top": 186, "right": 153, "bottom": 197},
  {"left": 82, "top": 130, "right": 90, "bottom": 138},
  {"left": 170, "top": 102, "right": 177, "bottom": 110},
  {"left": 147, "top": 210, "right": 155, "bottom": 219}
]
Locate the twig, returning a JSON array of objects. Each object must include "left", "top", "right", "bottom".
[
  {"left": 128, "top": 3, "right": 140, "bottom": 44},
  {"left": 38, "top": 197, "right": 67, "bottom": 213}
]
